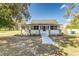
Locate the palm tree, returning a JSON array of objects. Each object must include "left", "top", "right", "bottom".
[
  {"left": 64, "top": 3, "right": 77, "bottom": 19},
  {"left": 64, "top": 3, "right": 79, "bottom": 33}
]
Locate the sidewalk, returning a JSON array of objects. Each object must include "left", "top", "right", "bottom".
[{"left": 41, "top": 33, "right": 56, "bottom": 45}]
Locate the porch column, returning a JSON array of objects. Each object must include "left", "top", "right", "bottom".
[
  {"left": 39, "top": 25, "right": 40, "bottom": 35},
  {"left": 57, "top": 25, "right": 59, "bottom": 29},
  {"left": 49, "top": 25, "right": 50, "bottom": 36},
  {"left": 57, "top": 25, "right": 61, "bottom": 34}
]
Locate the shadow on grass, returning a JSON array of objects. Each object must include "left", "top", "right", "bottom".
[
  {"left": 0, "top": 34, "right": 68, "bottom": 56},
  {"left": 50, "top": 35, "right": 79, "bottom": 48}
]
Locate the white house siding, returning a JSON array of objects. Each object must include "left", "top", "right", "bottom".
[
  {"left": 40, "top": 30, "right": 49, "bottom": 35},
  {"left": 29, "top": 30, "right": 61, "bottom": 35},
  {"left": 31, "top": 30, "right": 39, "bottom": 35},
  {"left": 30, "top": 30, "right": 60, "bottom": 35},
  {"left": 50, "top": 30, "right": 60, "bottom": 35},
  {"left": 67, "top": 29, "right": 79, "bottom": 34}
]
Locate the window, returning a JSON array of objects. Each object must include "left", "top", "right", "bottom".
[
  {"left": 50, "top": 26, "right": 57, "bottom": 30},
  {"left": 50, "top": 26, "right": 53, "bottom": 30},
  {"left": 53, "top": 26, "right": 57, "bottom": 30},
  {"left": 33, "top": 26, "right": 39, "bottom": 30},
  {"left": 42, "top": 26, "right": 46, "bottom": 31}
]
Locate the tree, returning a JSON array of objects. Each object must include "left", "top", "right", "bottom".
[
  {"left": 63, "top": 3, "right": 79, "bottom": 29},
  {"left": 0, "top": 4, "right": 16, "bottom": 30},
  {"left": 66, "top": 13, "right": 79, "bottom": 29},
  {"left": 0, "top": 3, "right": 30, "bottom": 32},
  {"left": 64, "top": 3, "right": 77, "bottom": 19}
]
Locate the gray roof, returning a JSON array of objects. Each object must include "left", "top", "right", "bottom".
[{"left": 31, "top": 19, "right": 58, "bottom": 25}]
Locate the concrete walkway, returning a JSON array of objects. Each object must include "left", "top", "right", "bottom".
[{"left": 41, "top": 33, "right": 56, "bottom": 45}]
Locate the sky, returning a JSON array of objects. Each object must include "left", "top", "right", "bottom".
[{"left": 28, "top": 3, "right": 70, "bottom": 24}]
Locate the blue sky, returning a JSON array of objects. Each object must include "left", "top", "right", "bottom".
[{"left": 28, "top": 3, "right": 70, "bottom": 24}]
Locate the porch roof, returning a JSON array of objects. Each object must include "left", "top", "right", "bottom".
[{"left": 30, "top": 19, "right": 58, "bottom": 25}]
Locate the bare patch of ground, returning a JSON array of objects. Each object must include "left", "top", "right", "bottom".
[{"left": 0, "top": 35, "right": 67, "bottom": 56}]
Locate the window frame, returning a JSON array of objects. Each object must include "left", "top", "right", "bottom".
[
  {"left": 50, "top": 26, "right": 54, "bottom": 30},
  {"left": 50, "top": 26, "right": 57, "bottom": 30},
  {"left": 32, "top": 26, "right": 39, "bottom": 30}
]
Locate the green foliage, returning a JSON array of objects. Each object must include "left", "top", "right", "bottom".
[
  {"left": 64, "top": 3, "right": 77, "bottom": 19},
  {"left": 0, "top": 3, "right": 30, "bottom": 30},
  {"left": 64, "top": 4, "right": 79, "bottom": 29},
  {"left": 66, "top": 25, "right": 79, "bottom": 29},
  {"left": 66, "top": 13, "right": 79, "bottom": 29},
  {"left": 0, "top": 4, "right": 16, "bottom": 30}
]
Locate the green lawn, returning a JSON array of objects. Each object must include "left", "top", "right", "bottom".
[
  {"left": 0, "top": 31, "right": 20, "bottom": 37},
  {"left": 68, "top": 33, "right": 79, "bottom": 37}
]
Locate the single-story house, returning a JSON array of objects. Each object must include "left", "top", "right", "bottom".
[{"left": 26, "top": 19, "right": 61, "bottom": 36}]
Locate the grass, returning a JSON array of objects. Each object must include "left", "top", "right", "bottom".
[
  {"left": 61, "top": 34, "right": 79, "bottom": 55},
  {"left": 0, "top": 31, "right": 79, "bottom": 55},
  {"left": 50, "top": 33, "right": 79, "bottom": 55},
  {"left": 63, "top": 46, "right": 79, "bottom": 56},
  {"left": 68, "top": 33, "right": 79, "bottom": 37},
  {"left": 0, "top": 30, "right": 20, "bottom": 37}
]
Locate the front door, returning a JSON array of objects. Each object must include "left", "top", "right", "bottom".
[
  {"left": 40, "top": 26, "right": 49, "bottom": 36},
  {"left": 42, "top": 26, "right": 46, "bottom": 31}
]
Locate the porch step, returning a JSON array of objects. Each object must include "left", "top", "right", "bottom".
[
  {"left": 42, "top": 36, "right": 55, "bottom": 45},
  {"left": 41, "top": 33, "right": 55, "bottom": 45}
]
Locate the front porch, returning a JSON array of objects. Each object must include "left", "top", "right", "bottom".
[{"left": 28, "top": 24, "right": 61, "bottom": 36}]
